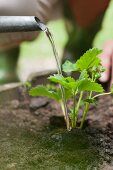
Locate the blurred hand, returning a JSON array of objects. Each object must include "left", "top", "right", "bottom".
[{"left": 99, "top": 41, "right": 113, "bottom": 85}]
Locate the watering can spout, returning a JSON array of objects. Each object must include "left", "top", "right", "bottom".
[
  {"left": 34, "top": 17, "right": 47, "bottom": 32},
  {"left": 0, "top": 16, "right": 47, "bottom": 33}
]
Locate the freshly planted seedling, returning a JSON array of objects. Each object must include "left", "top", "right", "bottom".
[{"left": 29, "top": 48, "right": 113, "bottom": 130}]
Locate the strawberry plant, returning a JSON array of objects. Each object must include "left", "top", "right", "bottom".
[{"left": 29, "top": 48, "right": 113, "bottom": 131}]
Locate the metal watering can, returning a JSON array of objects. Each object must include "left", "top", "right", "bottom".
[{"left": 0, "top": 16, "right": 47, "bottom": 32}]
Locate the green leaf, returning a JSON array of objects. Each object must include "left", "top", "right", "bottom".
[
  {"left": 48, "top": 74, "right": 79, "bottom": 93},
  {"left": 65, "top": 90, "right": 73, "bottom": 100},
  {"left": 48, "top": 74, "right": 75, "bottom": 87},
  {"left": 63, "top": 79, "right": 104, "bottom": 92},
  {"left": 84, "top": 98, "right": 97, "bottom": 104},
  {"left": 79, "top": 70, "right": 89, "bottom": 80},
  {"left": 48, "top": 74, "right": 104, "bottom": 93},
  {"left": 78, "top": 80, "right": 104, "bottom": 92},
  {"left": 62, "top": 60, "right": 77, "bottom": 73},
  {"left": 57, "top": 88, "right": 73, "bottom": 100},
  {"left": 64, "top": 77, "right": 75, "bottom": 83},
  {"left": 76, "top": 48, "right": 102, "bottom": 72},
  {"left": 48, "top": 74, "right": 64, "bottom": 84},
  {"left": 29, "top": 85, "right": 60, "bottom": 101}
]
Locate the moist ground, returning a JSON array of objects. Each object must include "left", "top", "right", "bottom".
[{"left": 0, "top": 90, "right": 113, "bottom": 169}]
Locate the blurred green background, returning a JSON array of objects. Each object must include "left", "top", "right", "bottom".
[
  {"left": 18, "top": 0, "right": 113, "bottom": 81},
  {"left": 20, "top": 20, "right": 67, "bottom": 59},
  {"left": 18, "top": 20, "right": 68, "bottom": 81}
]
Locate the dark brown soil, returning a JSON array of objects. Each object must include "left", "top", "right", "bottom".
[
  {"left": 1, "top": 88, "right": 113, "bottom": 169},
  {"left": 86, "top": 95, "right": 113, "bottom": 166}
]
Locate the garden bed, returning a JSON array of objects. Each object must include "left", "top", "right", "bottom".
[{"left": 0, "top": 74, "right": 113, "bottom": 169}]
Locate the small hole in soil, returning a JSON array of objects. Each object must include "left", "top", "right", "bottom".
[
  {"left": 49, "top": 116, "right": 66, "bottom": 129},
  {"left": 77, "top": 120, "right": 89, "bottom": 129}
]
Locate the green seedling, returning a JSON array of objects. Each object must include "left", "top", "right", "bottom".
[{"left": 29, "top": 48, "right": 113, "bottom": 130}]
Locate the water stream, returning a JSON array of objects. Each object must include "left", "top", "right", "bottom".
[
  {"left": 44, "top": 28, "right": 62, "bottom": 75},
  {"left": 45, "top": 28, "right": 70, "bottom": 130}
]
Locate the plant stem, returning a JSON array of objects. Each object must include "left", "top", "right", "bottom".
[
  {"left": 80, "top": 91, "right": 92, "bottom": 129},
  {"left": 89, "top": 91, "right": 92, "bottom": 98},
  {"left": 80, "top": 102, "right": 89, "bottom": 129},
  {"left": 60, "top": 101, "right": 66, "bottom": 121},
  {"left": 73, "top": 90, "right": 76, "bottom": 116},
  {"left": 60, "top": 86, "right": 70, "bottom": 131},
  {"left": 74, "top": 91, "right": 83, "bottom": 128},
  {"left": 71, "top": 90, "right": 77, "bottom": 128},
  {"left": 76, "top": 91, "right": 83, "bottom": 112},
  {"left": 93, "top": 92, "right": 112, "bottom": 99}
]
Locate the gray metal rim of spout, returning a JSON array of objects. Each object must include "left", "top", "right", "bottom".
[
  {"left": 35, "top": 17, "right": 47, "bottom": 32},
  {"left": 0, "top": 16, "right": 47, "bottom": 32}
]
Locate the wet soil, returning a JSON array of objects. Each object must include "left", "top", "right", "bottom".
[{"left": 0, "top": 88, "right": 113, "bottom": 169}]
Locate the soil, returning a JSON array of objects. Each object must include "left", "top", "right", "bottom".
[{"left": 0, "top": 86, "right": 113, "bottom": 169}]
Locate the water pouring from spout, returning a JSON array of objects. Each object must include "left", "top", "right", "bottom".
[{"left": 45, "top": 28, "right": 70, "bottom": 130}]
